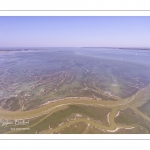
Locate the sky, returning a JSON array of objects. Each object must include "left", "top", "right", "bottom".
[{"left": 0, "top": 16, "right": 150, "bottom": 47}]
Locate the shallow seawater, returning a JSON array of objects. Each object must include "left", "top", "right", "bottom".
[
  {"left": 0, "top": 47, "right": 150, "bottom": 110},
  {"left": 75, "top": 47, "right": 150, "bottom": 66}
]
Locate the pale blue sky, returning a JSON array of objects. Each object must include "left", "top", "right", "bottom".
[{"left": 0, "top": 16, "right": 150, "bottom": 47}]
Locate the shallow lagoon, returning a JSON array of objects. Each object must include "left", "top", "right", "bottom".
[{"left": 0, "top": 47, "right": 150, "bottom": 111}]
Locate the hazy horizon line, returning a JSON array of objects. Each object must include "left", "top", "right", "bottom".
[{"left": 0, "top": 46, "right": 150, "bottom": 49}]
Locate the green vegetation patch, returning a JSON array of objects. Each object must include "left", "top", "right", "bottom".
[
  {"left": 0, "top": 125, "right": 12, "bottom": 134},
  {"left": 14, "top": 104, "right": 111, "bottom": 133},
  {"left": 86, "top": 127, "right": 104, "bottom": 134},
  {"left": 115, "top": 108, "right": 150, "bottom": 133},
  {"left": 138, "top": 99, "right": 150, "bottom": 118},
  {"left": 87, "top": 125, "right": 147, "bottom": 134},
  {"left": 56, "top": 122, "right": 87, "bottom": 134}
]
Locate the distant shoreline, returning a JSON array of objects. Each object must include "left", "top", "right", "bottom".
[
  {"left": 81, "top": 47, "right": 150, "bottom": 50},
  {"left": 0, "top": 47, "right": 150, "bottom": 51}
]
